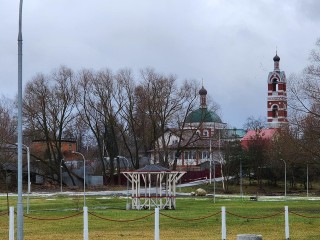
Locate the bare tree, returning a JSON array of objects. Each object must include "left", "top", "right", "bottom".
[
  {"left": 77, "top": 68, "right": 120, "bottom": 184},
  {"left": 288, "top": 38, "right": 320, "bottom": 161},
  {"left": 138, "top": 69, "right": 207, "bottom": 168},
  {"left": 23, "top": 66, "right": 77, "bottom": 185},
  {"left": 0, "top": 96, "right": 17, "bottom": 145},
  {"left": 114, "top": 68, "right": 144, "bottom": 169},
  {"left": 243, "top": 116, "right": 266, "bottom": 131},
  {"left": 0, "top": 97, "right": 17, "bottom": 206}
]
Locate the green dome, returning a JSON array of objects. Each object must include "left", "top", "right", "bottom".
[{"left": 185, "top": 108, "right": 222, "bottom": 123}]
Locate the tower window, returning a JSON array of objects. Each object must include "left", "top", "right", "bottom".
[
  {"left": 272, "top": 105, "right": 279, "bottom": 118},
  {"left": 272, "top": 79, "right": 278, "bottom": 91}
]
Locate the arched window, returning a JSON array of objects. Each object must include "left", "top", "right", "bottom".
[
  {"left": 272, "top": 105, "right": 278, "bottom": 118},
  {"left": 272, "top": 78, "right": 278, "bottom": 91}
]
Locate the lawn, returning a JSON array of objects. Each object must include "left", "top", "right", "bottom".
[{"left": 0, "top": 194, "right": 320, "bottom": 239}]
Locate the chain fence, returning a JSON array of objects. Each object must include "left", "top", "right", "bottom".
[{"left": 1, "top": 206, "right": 320, "bottom": 239}]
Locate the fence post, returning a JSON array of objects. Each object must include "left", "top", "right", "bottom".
[
  {"left": 222, "top": 206, "right": 226, "bottom": 240},
  {"left": 9, "top": 206, "right": 14, "bottom": 240},
  {"left": 285, "top": 206, "right": 289, "bottom": 240},
  {"left": 155, "top": 208, "right": 160, "bottom": 240},
  {"left": 83, "top": 206, "right": 89, "bottom": 240}
]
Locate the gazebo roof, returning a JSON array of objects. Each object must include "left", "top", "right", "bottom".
[{"left": 135, "top": 164, "right": 170, "bottom": 172}]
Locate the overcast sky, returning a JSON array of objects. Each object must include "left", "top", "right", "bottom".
[{"left": 1, "top": 0, "right": 319, "bottom": 128}]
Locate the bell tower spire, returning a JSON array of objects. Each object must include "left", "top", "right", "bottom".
[
  {"left": 267, "top": 52, "right": 288, "bottom": 128},
  {"left": 199, "top": 82, "right": 207, "bottom": 109}
]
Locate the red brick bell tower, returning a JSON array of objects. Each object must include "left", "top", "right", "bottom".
[{"left": 267, "top": 52, "right": 288, "bottom": 128}]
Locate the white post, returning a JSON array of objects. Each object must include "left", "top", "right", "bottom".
[
  {"left": 285, "top": 206, "right": 289, "bottom": 240},
  {"left": 221, "top": 206, "right": 226, "bottom": 240},
  {"left": 155, "top": 208, "right": 160, "bottom": 240},
  {"left": 83, "top": 206, "right": 89, "bottom": 240},
  {"left": 9, "top": 206, "right": 14, "bottom": 240}
]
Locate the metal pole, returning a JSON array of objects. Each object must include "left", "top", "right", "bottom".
[
  {"left": 16, "top": 143, "right": 30, "bottom": 214},
  {"left": 281, "top": 159, "right": 286, "bottom": 199},
  {"left": 213, "top": 159, "right": 216, "bottom": 204},
  {"left": 209, "top": 155, "right": 212, "bottom": 184},
  {"left": 124, "top": 158, "right": 129, "bottom": 207},
  {"left": 60, "top": 159, "right": 64, "bottom": 193},
  {"left": 307, "top": 163, "right": 309, "bottom": 197},
  {"left": 210, "top": 139, "right": 215, "bottom": 203},
  {"left": 209, "top": 140, "right": 212, "bottom": 184},
  {"left": 284, "top": 160, "right": 286, "bottom": 199},
  {"left": 240, "top": 158, "right": 243, "bottom": 199},
  {"left": 26, "top": 145, "right": 30, "bottom": 214},
  {"left": 72, "top": 151, "right": 86, "bottom": 206},
  {"left": 17, "top": 0, "right": 24, "bottom": 237}
]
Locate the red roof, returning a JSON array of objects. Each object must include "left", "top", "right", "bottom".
[{"left": 241, "top": 128, "right": 278, "bottom": 149}]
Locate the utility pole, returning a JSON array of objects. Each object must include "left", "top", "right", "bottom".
[{"left": 17, "top": 0, "right": 24, "bottom": 238}]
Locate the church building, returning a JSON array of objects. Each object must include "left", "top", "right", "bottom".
[{"left": 151, "top": 84, "right": 242, "bottom": 170}]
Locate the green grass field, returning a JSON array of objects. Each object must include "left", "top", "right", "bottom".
[{"left": 1, "top": 194, "right": 320, "bottom": 240}]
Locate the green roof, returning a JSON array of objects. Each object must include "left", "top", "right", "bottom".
[{"left": 185, "top": 108, "right": 222, "bottom": 123}]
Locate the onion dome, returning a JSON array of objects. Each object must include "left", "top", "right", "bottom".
[
  {"left": 185, "top": 108, "right": 222, "bottom": 123},
  {"left": 273, "top": 53, "right": 280, "bottom": 62},
  {"left": 199, "top": 86, "right": 207, "bottom": 95}
]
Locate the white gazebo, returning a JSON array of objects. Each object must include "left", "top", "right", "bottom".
[{"left": 123, "top": 165, "right": 185, "bottom": 210}]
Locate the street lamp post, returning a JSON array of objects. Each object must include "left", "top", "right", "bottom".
[
  {"left": 60, "top": 159, "right": 64, "bottom": 193},
  {"left": 23, "top": 144, "right": 30, "bottom": 214},
  {"left": 209, "top": 139, "right": 216, "bottom": 203},
  {"left": 17, "top": 0, "right": 24, "bottom": 238},
  {"left": 209, "top": 154, "right": 212, "bottom": 184},
  {"left": 281, "top": 158, "right": 287, "bottom": 199},
  {"left": 72, "top": 151, "right": 86, "bottom": 206},
  {"left": 16, "top": 143, "right": 30, "bottom": 214},
  {"left": 307, "top": 163, "right": 309, "bottom": 197},
  {"left": 240, "top": 158, "right": 243, "bottom": 199}
]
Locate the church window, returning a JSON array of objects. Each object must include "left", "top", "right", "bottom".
[
  {"left": 202, "top": 151, "right": 209, "bottom": 159},
  {"left": 203, "top": 130, "right": 208, "bottom": 136},
  {"left": 272, "top": 78, "right": 278, "bottom": 91},
  {"left": 272, "top": 105, "right": 279, "bottom": 118}
]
